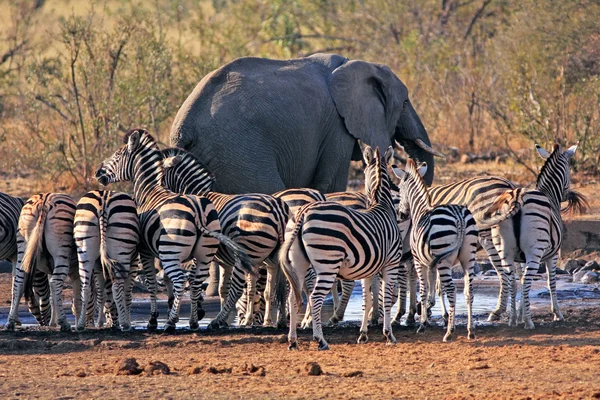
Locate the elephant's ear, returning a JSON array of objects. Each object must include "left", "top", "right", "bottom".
[{"left": 329, "top": 60, "right": 403, "bottom": 151}]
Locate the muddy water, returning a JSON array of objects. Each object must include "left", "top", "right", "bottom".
[{"left": 2, "top": 275, "right": 598, "bottom": 331}]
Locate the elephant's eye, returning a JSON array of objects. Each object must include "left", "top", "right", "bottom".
[{"left": 403, "top": 100, "right": 409, "bottom": 107}]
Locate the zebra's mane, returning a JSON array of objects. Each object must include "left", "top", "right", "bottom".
[
  {"left": 536, "top": 143, "right": 562, "bottom": 190},
  {"left": 365, "top": 147, "right": 392, "bottom": 207},
  {"left": 160, "top": 147, "right": 215, "bottom": 179},
  {"left": 405, "top": 158, "right": 432, "bottom": 208}
]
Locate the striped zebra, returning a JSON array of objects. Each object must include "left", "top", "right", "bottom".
[
  {"left": 483, "top": 143, "right": 586, "bottom": 328},
  {"left": 0, "top": 192, "right": 52, "bottom": 326},
  {"left": 5, "top": 193, "right": 81, "bottom": 331},
  {"left": 391, "top": 160, "right": 479, "bottom": 341},
  {"left": 160, "top": 147, "right": 289, "bottom": 328},
  {"left": 280, "top": 146, "right": 402, "bottom": 350},
  {"left": 73, "top": 191, "right": 140, "bottom": 331},
  {"left": 95, "top": 129, "right": 254, "bottom": 332}
]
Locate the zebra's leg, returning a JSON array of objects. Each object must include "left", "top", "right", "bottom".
[
  {"left": 188, "top": 247, "right": 213, "bottom": 331},
  {"left": 111, "top": 264, "right": 130, "bottom": 331},
  {"left": 300, "top": 267, "right": 316, "bottom": 329},
  {"left": 393, "top": 262, "right": 408, "bottom": 325},
  {"left": 68, "top": 260, "right": 82, "bottom": 325},
  {"left": 331, "top": 278, "right": 340, "bottom": 312},
  {"left": 139, "top": 253, "right": 159, "bottom": 330},
  {"left": 327, "top": 279, "right": 354, "bottom": 326},
  {"left": 310, "top": 270, "right": 337, "bottom": 351},
  {"left": 437, "top": 262, "right": 455, "bottom": 342},
  {"left": 437, "top": 269, "right": 449, "bottom": 326},
  {"left": 415, "top": 261, "right": 428, "bottom": 334},
  {"left": 218, "top": 263, "right": 232, "bottom": 309},
  {"left": 94, "top": 268, "right": 107, "bottom": 328},
  {"left": 520, "top": 257, "right": 541, "bottom": 330},
  {"left": 406, "top": 259, "right": 417, "bottom": 325},
  {"left": 369, "top": 275, "right": 380, "bottom": 326},
  {"left": 209, "top": 262, "right": 246, "bottom": 329},
  {"left": 104, "top": 280, "right": 118, "bottom": 329},
  {"left": 480, "top": 232, "right": 509, "bottom": 322},
  {"left": 358, "top": 278, "right": 373, "bottom": 344},
  {"left": 32, "top": 271, "right": 51, "bottom": 325},
  {"left": 76, "top": 258, "right": 96, "bottom": 331},
  {"left": 164, "top": 274, "right": 174, "bottom": 311},
  {"left": 49, "top": 257, "right": 72, "bottom": 332},
  {"left": 545, "top": 254, "right": 563, "bottom": 321},
  {"left": 242, "top": 272, "right": 258, "bottom": 327},
  {"left": 6, "top": 233, "right": 27, "bottom": 331},
  {"left": 491, "top": 222, "right": 518, "bottom": 326},
  {"left": 459, "top": 244, "right": 477, "bottom": 340},
  {"left": 287, "top": 240, "right": 311, "bottom": 350},
  {"left": 263, "top": 260, "right": 279, "bottom": 327},
  {"left": 275, "top": 272, "right": 289, "bottom": 329},
  {"left": 381, "top": 265, "right": 399, "bottom": 345}
]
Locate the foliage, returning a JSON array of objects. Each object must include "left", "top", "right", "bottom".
[{"left": 0, "top": 0, "right": 598, "bottom": 193}]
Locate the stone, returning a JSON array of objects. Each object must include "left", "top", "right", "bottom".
[
  {"left": 342, "top": 370, "right": 364, "bottom": 377},
  {"left": 144, "top": 360, "right": 170, "bottom": 375},
  {"left": 304, "top": 362, "right": 323, "bottom": 376},
  {"left": 555, "top": 268, "right": 569, "bottom": 275},
  {"left": 114, "top": 358, "right": 142, "bottom": 376},
  {"left": 581, "top": 271, "right": 600, "bottom": 284},
  {"left": 580, "top": 260, "right": 600, "bottom": 272},
  {"left": 476, "top": 260, "right": 494, "bottom": 273},
  {"left": 573, "top": 270, "right": 588, "bottom": 283},
  {"left": 561, "top": 259, "right": 584, "bottom": 274},
  {"left": 484, "top": 270, "right": 497, "bottom": 277}
]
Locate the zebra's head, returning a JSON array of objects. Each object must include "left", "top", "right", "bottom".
[
  {"left": 363, "top": 145, "right": 394, "bottom": 203},
  {"left": 536, "top": 142, "right": 588, "bottom": 214},
  {"left": 391, "top": 159, "right": 428, "bottom": 221},
  {"left": 95, "top": 128, "right": 146, "bottom": 186}
]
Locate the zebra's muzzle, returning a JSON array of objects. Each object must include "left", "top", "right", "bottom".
[{"left": 95, "top": 167, "right": 109, "bottom": 186}]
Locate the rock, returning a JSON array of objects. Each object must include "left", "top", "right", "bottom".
[
  {"left": 476, "top": 260, "right": 494, "bottom": 273},
  {"left": 277, "top": 334, "right": 288, "bottom": 344},
  {"left": 581, "top": 271, "right": 600, "bottom": 284},
  {"left": 469, "top": 363, "right": 490, "bottom": 370},
  {"left": 304, "top": 362, "right": 323, "bottom": 376},
  {"left": 188, "top": 365, "right": 203, "bottom": 375},
  {"left": 573, "top": 270, "right": 588, "bottom": 283},
  {"left": 555, "top": 268, "right": 569, "bottom": 275},
  {"left": 561, "top": 259, "right": 585, "bottom": 274},
  {"left": 580, "top": 260, "right": 600, "bottom": 272},
  {"left": 144, "top": 360, "right": 170, "bottom": 375},
  {"left": 460, "top": 154, "right": 472, "bottom": 164},
  {"left": 75, "top": 370, "right": 87, "bottom": 378},
  {"left": 114, "top": 358, "right": 142, "bottom": 376},
  {"left": 342, "top": 370, "right": 363, "bottom": 377},
  {"left": 240, "top": 363, "right": 266, "bottom": 376},
  {"left": 484, "top": 270, "right": 497, "bottom": 277}
]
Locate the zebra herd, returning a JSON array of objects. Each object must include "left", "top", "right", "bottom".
[{"left": 0, "top": 128, "right": 587, "bottom": 350}]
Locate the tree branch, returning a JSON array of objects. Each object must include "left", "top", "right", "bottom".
[{"left": 464, "top": 0, "right": 493, "bottom": 39}]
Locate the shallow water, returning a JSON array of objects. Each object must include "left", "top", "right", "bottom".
[{"left": 3, "top": 276, "right": 598, "bottom": 331}]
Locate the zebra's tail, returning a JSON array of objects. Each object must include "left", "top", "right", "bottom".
[
  {"left": 479, "top": 188, "right": 526, "bottom": 229},
  {"left": 21, "top": 197, "right": 49, "bottom": 301},
  {"left": 98, "top": 194, "right": 118, "bottom": 283},
  {"left": 278, "top": 208, "right": 307, "bottom": 308},
  {"left": 204, "top": 230, "right": 256, "bottom": 277}
]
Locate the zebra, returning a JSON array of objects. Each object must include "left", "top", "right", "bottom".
[
  {"left": 73, "top": 190, "right": 140, "bottom": 331},
  {"left": 483, "top": 143, "right": 586, "bottom": 329},
  {"left": 5, "top": 193, "right": 81, "bottom": 331},
  {"left": 280, "top": 146, "right": 402, "bottom": 350},
  {"left": 391, "top": 160, "right": 479, "bottom": 341},
  {"left": 160, "top": 147, "right": 290, "bottom": 328},
  {"left": 95, "top": 128, "right": 254, "bottom": 332}
]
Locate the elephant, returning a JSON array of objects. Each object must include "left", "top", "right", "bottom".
[{"left": 170, "top": 53, "right": 440, "bottom": 195}]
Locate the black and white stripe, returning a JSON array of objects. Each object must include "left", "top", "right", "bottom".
[
  {"left": 6, "top": 193, "right": 81, "bottom": 331},
  {"left": 280, "top": 146, "right": 402, "bottom": 350},
  {"left": 392, "top": 160, "right": 479, "bottom": 341},
  {"left": 95, "top": 129, "right": 254, "bottom": 332},
  {"left": 160, "top": 147, "right": 290, "bottom": 328},
  {"left": 73, "top": 190, "right": 140, "bottom": 331}
]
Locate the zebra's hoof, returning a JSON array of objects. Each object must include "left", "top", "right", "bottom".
[
  {"left": 357, "top": 332, "right": 368, "bottom": 344},
  {"left": 384, "top": 330, "right": 397, "bottom": 345},
  {"left": 207, "top": 320, "right": 227, "bottom": 330},
  {"left": 317, "top": 341, "right": 329, "bottom": 351},
  {"left": 189, "top": 321, "right": 199, "bottom": 331},
  {"left": 524, "top": 320, "right": 535, "bottom": 330},
  {"left": 121, "top": 324, "right": 132, "bottom": 332},
  {"left": 553, "top": 312, "right": 564, "bottom": 322},
  {"left": 75, "top": 325, "right": 86, "bottom": 332},
  {"left": 443, "top": 333, "right": 452, "bottom": 342},
  {"left": 4, "top": 320, "right": 16, "bottom": 331},
  {"left": 197, "top": 308, "right": 206, "bottom": 321},
  {"left": 416, "top": 324, "right": 426, "bottom": 334},
  {"left": 14, "top": 318, "right": 22, "bottom": 327},
  {"left": 163, "top": 324, "right": 177, "bottom": 334},
  {"left": 468, "top": 331, "right": 476, "bottom": 340},
  {"left": 288, "top": 341, "right": 298, "bottom": 351},
  {"left": 508, "top": 318, "right": 518, "bottom": 327},
  {"left": 442, "top": 314, "right": 449, "bottom": 327},
  {"left": 59, "top": 322, "right": 72, "bottom": 332},
  {"left": 487, "top": 312, "right": 501, "bottom": 322},
  {"left": 277, "top": 320, "right": 287, "bottom": 329}
]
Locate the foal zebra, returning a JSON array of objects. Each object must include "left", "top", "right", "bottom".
[
  {"left": 392, "top": 160, "right": 479, "bottom": 341},
  {"left": 161, "top": 147, "right": 289, "bottom": 328},
  {"left": 484, "top": 143, "right": 585, "bottom": 328},
  {"left": 74, "top": 191, "right": 140, "bottom": 331},
  {"left": 95, "top": 129, "right": 254, "bottom": 332},
  {"left": 6, "top": 193, "right": 81, "bottom": 331},
  {"left": 281, "top": 146, "right": 402, "bottom": 350}
]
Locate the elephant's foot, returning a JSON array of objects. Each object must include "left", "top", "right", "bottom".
[{"left": 357, "top": 331, "right": 368, "bottom": 344}]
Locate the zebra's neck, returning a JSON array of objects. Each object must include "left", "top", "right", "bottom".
[
  {"left": 367, "top": 169, "right": 396, "bottom": 215},
  {"left": 536, "top": 159, "right": 564, "bottom": 212},
  {"left": 407, "top": 175, "right": 432, "bottom": 221},
  {"left": 132, "top": 143, "right": 170, "bottom": 207}
]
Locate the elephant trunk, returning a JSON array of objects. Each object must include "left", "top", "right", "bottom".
[{"left": 395, "top": 102, "right": 435, "bottom": 185}]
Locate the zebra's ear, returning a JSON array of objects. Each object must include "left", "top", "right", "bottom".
[
  {"left": 163, "top": 155, "right": 183, "bottom": 169},
  {"left": 417, "top": 162, "right": 428, "bottom": 177},
  {"left": 363, "top": 145, "right": 375, "bottom": 164},
  {"left": 564, "top": 142, "right": 578, "bottom": 159},
  {"left": 383, "top": 146, "right": 394, "bottom": 164},
  {"left": 391, "top": 164, "right": 405, "bottom": 179},
  {"left": 535, "top": 144, "right": 551, "bottom": 160},
  {"left": 127, "top": 130, "right": 141, "bottom": 153}
]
